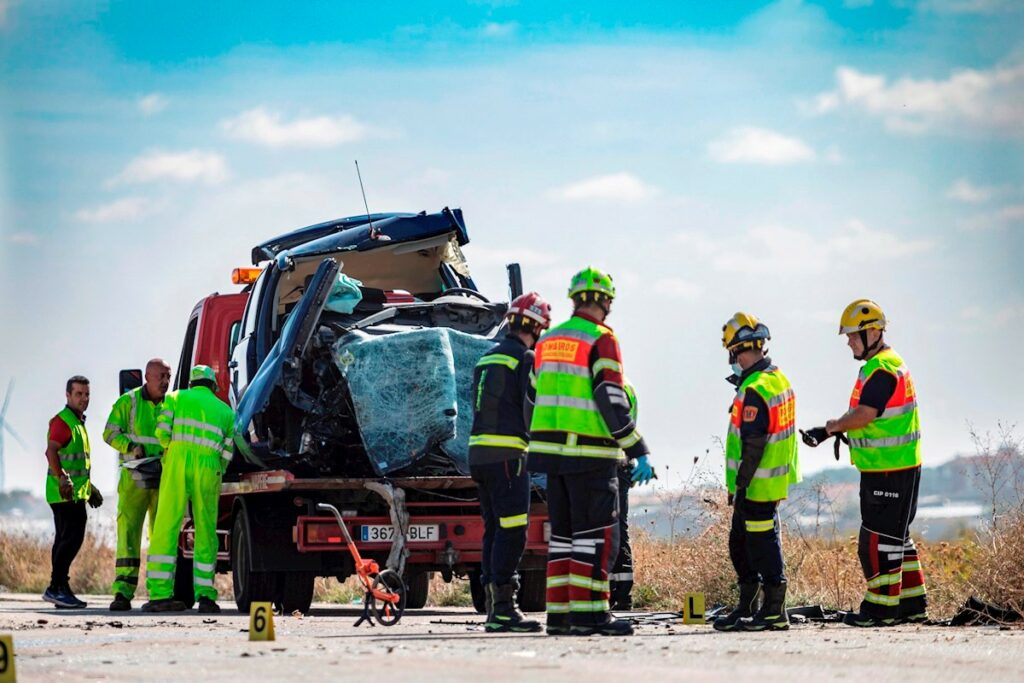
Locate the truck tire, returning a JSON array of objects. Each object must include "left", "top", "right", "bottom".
[
  {"left": 404, "top": 571, "right": 429, "bottom": 609},
  {"left": 518, "top": 569, "right": 546, "bottom": 613},
  {"left": 172, "top": 548, "right": 195, "bottom": 610},
  {"left": 468, "top": 570, "right": 487, "bottom": 614},
  {"left": 276, "top": 572, "right": 316, "bottom": 615},
  {"left": 231, "top": 512, "right": 277, "bottom": 613}
]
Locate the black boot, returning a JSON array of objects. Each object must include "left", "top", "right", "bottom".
[
  {"left": 713, "top": 582, "right": 760, "bottom": 632},
  {"left": 741, "top": 581, "right": 789, "bottom": 631},
  {"left": 141, "top": 598, "right": 187, "bottom": 613},
  {"left": 197, "top": 597, "right": 221, "bottom": 614},
  {"left": 571, "top": 615, "right": 635, "bottom": 636},
  {"left": 487, "top": 582, "right": 541, "bottom": 632},
  {"left": 109, "top": 593, "right": 132, "bottom": 611},
  {"left": 484, "top": 583, "right": 495, "bottom": 625}
]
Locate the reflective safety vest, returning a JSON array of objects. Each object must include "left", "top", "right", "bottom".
[
  {"left": 848, "top": 348, "right": 921, "bottom": 473},
  {"left": 725, "top": 367, "right": 800, "bottom": 502},
  {"left": 529, "top": 316, "right": 623, "bottom": 462},
  {"left": 155, "top": 386, "right": 236, "bottom": 471},
  {"left": 46, "top": 407, "right": 92, "bottom": 504},
  {"left": 104, "top": 387, "right": 164, "bottom": 484}
]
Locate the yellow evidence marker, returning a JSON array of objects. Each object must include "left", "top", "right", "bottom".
[
  {"left": 249, "top": 602, "right": 275, "bottom": 641},
  {"left": 0, "top": 634, "right": 16, "bottom": 683},
  {"left": 682, "top": 592, "right": 705, "bottom": 625}
]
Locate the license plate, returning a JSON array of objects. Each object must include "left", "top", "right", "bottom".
[{"left": 360, "top": 524, "right": 439, "bottom": 543}]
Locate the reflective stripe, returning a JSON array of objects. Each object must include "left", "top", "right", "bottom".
[
  {"left": 863, "top": 592, "right": 900, "bottom": 607},
  {"left": 194, "top": 576, "right": 215, "bottom": 587},
  {"left": 546, "top": 602, "right": 571, "bottom": 613},
  {"left": 546, "top": 328, "right": 600, "bottom": 344},
  {"left": 538, "top": 361, "right": 590, "bottom": 377},
  {"left": 476, "top": 354, "right": 520, "bottom": 370},
  {"left": 195, "top": 561, "right": 216, "bottom": 573},
  {"left": 745, "top": 519, "right": 775, "bottom": 533},
  {"left": 849, "top": 431, "right": 920, "bottom": 449},
  {"left": 546, "top": 576, "right": 570, "bottom": 588},
  {"left": 147, "top": 570, "right": 174, "bottom": 580},
  {"left": 766, "top": 389, "right": 795, "bottom": 407},
  {"left": 171, "top": 433, "right": 225, "bottom": 450},
  {"left": 754, "top": 464, "right": 789, "bottom": 479},
  {"left": 902, "top": 560, "right": 921, "bottom": 572},
  {"left": 148, "top": 554, "right": 177, "bottom": 565},
  {"left": 592, "top": 359, "right": 622, "bottom": 375},
  {"left": 766, "top": 425, "right": 796, "bottom": 443},
  {"left": 616, "top": 430, "right": 641, "bottom": 449},
  {"left": 105, "top": 423, "right": 123, "bottom": 434},
  {"left": 609, "top": 572, "right": 634, "bottom": 582},
  {"left": 129, "top": 434, "right": 162, "bottom": 445},
  {"left": 569, "top": 575, "right": 610, "bottom": 592},
  {"left": 174, "top": 418, "right": 225, "bottom": 437},
  {"left": 63, "top": 468, "right": 90, "bottom": 477},
  {"left": 877, "top": 543, "right": 904, "bottom": 553},
  {"left": 468, "top": 434, "right": 529, "bottom": 450},
  {"left": 159, "top": 410, "right": 173, "bottom": 419},
  {"left": 498, "top": 513, "right": 528, "bottom": 529},
  {"left": 534, "top": 395, "right": 599, "bottom": 411},
  {"left": 879, "top": 401, "right": 918, "bottom": 419},
  {"left": 570, "top": 600, "right": 609, "bottom": 612},
  {"left": 867, "top": 571, "right": 903, "bottom": 589},
  {"left": 900, "top": 585, "right": 926, "bottom": 598},
  {"left": 221, "top": 449, "right": 233, "bottom": 461},
  {"left": 528, "top": 440, "right": 622, "bottom": 459}
]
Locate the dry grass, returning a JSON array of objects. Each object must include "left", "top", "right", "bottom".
[{"left": 2, "top": 503, "right": 1020, "bottom": 621}]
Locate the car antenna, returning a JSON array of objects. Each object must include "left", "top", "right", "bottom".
[{"left": 355, "top": 160, "right": 390, "bottom": 241}]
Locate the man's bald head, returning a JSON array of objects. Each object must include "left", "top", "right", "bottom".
[{"left": 145, "top": 358, "right": 172, "bottom": 400}]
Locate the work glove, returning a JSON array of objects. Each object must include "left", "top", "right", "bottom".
[
  {"left": 630, "top": 455, "right": 655, "bottom": 486},
  {"left": 57, "top": 473, "right": 74, "bottom": 501},
  {"left": 800, "top": 427, "right": 830, "bottom": 447},
  {"left": 88, "top": 487, "right": 104, "bottom": 509}
]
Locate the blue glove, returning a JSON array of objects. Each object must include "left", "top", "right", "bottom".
[{"left": 630, "top": 455, "right": 654, "bottom": 486}]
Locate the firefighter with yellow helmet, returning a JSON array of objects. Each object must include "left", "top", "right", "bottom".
[
  {"left": 802, "top": 300, "right": 927, "bottom": 627},
  {"left": 714, "top": 313, "right": 800, "bottom": 632}
]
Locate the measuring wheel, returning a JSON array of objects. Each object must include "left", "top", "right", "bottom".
[{"left": 368, "top": 568, "right": 407, "bottom": 626}]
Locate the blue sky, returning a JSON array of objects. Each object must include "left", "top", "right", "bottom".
[{"left": 1, "top": 0, "right": 1022, "bottom": 496}]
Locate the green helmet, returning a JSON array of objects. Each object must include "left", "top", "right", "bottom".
[
  {"left": 568, "top": 267, "right": 616, "bottom": 300},
  {"left": 189, "top": 364, "right": 217, "bottom": 388}
]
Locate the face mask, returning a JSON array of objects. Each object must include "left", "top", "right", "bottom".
[{"left": 731, "top": 363, "right": 744, "bottom": 377}]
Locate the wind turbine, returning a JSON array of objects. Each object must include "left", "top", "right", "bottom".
[{"left": 0, "top": 379, "right": 29, "bottom": 493}]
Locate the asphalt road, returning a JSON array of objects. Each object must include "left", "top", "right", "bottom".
[{"left": 1, "top": 593, "right": 1021, "bottom": 683}]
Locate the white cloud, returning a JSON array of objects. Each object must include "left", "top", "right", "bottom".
[
  {"left": 653, "top": 276, "right": 703, "bottom": 300},
  {"left": 480, "top": 21, "right": 518, "bottom": 38},
  {"left": 7, "top": 231, "right": 38, "bottom": 245},
  {"left": 109, "top": 149, "right": 229, "bottom": 186},
  {"left": 74, "top": 197, "right": 154, "bottom": 223},
  {"left": 947, "top": 178, "right": 996, "bottom": 203},
  {"left": 960, "top": 204, "right": 1024, "bottom": 231},
  {"left": 464, "top": 245, "right": 560, "bottom": 269},
  {"left": 673, "top": 232, "right": 719, "bottom": 257},
  {"left": 707, "top": 127, "right": 816, "bottom": 165},
  {"left": 918, "top": 0, "right": 1021, "bottom": 14},
  {"left": 813, "top": 63, "right": 1024, "bottom": 135},
  {"left": 137, "top": 93, "right": 169, "bottom": 115},
  {"left": 682, "top": 219, "right": 935, "bottom": 274},
  {"left": 960, "top": 303, "right": 1024, "bottom": 327},
  {"left": 221, "top": 107, "right": 374, "bottom": 148},
  {"left": 549, "top": 173, "right": 660, "bottom": 203}
]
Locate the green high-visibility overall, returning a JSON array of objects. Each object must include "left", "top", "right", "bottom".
[
  {"left": 103, "top": 387, "right": 164, "bottom": 599},
  {"left": 46, "top": 407, "right": 92, "bottom": 504},
  {"left": 145, "top": 386, "right": 234, "bottom": 602}
]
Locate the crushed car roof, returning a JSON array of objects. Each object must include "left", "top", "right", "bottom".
[{"left": 251, "top": 207, "right": 470, "bottom": 265}]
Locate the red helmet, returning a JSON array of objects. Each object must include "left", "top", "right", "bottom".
[{"left": 507, "top": 292, "right": 552, "bottom": 329}]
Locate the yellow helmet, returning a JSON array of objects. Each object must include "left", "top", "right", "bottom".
[
  {"left": 839, "top": 299, "right": 887, "bottom": 336},
  {"left": 722, "top": 312, "right": 770, "bottom": 352}
]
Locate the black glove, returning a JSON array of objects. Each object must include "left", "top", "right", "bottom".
[
  {"left": 88, "top": 487, "right": 104, "bottom": 509},
  {"left": 800, "top": 427, "right": 830, "bottom": 447}
]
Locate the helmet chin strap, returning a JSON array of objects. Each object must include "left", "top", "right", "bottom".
[
  {"left": 597, "top": 295, "right": 612, "bottom": 318},
  {"left": 855, "top": 330, "right": 882, "bottom": 360}
]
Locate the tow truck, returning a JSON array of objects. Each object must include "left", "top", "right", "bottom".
[{"left": 122, "top": 209, "right": 548, "bottom": 614}]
